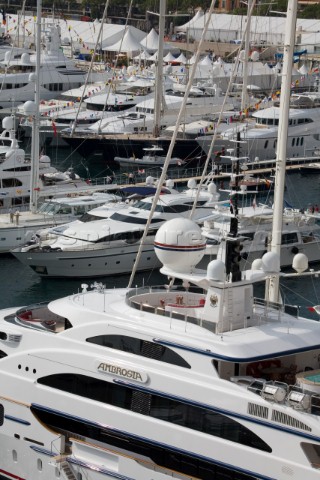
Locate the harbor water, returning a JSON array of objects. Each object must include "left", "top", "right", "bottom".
[{"left": 1, "top": 145, "right": 319, "bottom": 317}]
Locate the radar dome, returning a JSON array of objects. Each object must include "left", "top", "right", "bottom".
[
  {"left": 2, "top": 116, "right": 15, "bottom": 130},
  {"left": 23, "top": 100, "right": 36, "bottom": 115},
  {"left": 154, "top": 218, "right": 205, "bottom": 272},
  {"left": 239, "top": 50, "right": 246, "bottom": 61},
  {"left": 145, "top": 176, "right": 154, "bottom": 185},
  {"left": 261, "top": 251, "right": 280, "bottom": 273},
  {"left": 165, "top": 179, "right": 174, "bottom": 189},
  {"left": 39, "top": 155, "right": 51, "bottom": 165},
  {"left": 207, "top": 182, "right": 217, "bottom": 194},
  {"left": 21, "top": 53, "right": 31, "bottom": 64},
  {"left": 29, "top": 72, "right": 36, "bottom": 82},
  {"left": 251, "top": 258, "right": 263, "bottom": 270},
  {"left": 250, "top": 51, "right": 259, "bottom": 62},
  {"left": 292, "top": 253, "right": 308, "bottom": 273},
  {"left": 187, "top": 178, "right": 197, "bottom": 189},
  {"left": 207, "top": 259, "right": 225, "bottom": 281}
]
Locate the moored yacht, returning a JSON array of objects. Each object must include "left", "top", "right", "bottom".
[
  {"left": 197, "top": 91, "right": 320, "bottom": 162},
  {"left": 1, "top": 217, "right": 320, "bottom": 479},
  {"left": 11, "top": 180, "right": 221, "bottom": 277},
  {"left": 0, "top": 23, "right": 110, "bottom": 108}
]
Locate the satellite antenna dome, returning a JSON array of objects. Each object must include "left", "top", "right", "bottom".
[
  {"left": 207, "top": 259, "right": 225, "bottom": 281},
  {"left": 154, "top": 218, "right": 205, "bottom": 272},
  {"left": 292, "top": 253, "right": 308, "bottom": 273},
  {"left": 251, "top": 51, "right": 259, "bottom": 62},
  {"left": 261, "top": 251, "right": 280, "bottom": 273},
  {"left": 21, "top": 53, "right": 31, "bottom": 64},
  {"left": 187, "top": 178, "right": 197, "bottom": 189},
  {"left": 23, "top": 100, "right": 36, "bottom": 115},
  {"left": 29, "top": 72, "right": 36, "bottom": 82},
  {"left": 251, "top": 258, "right": 263, "bottom": 270},
  {"left": 145, "top": 176, "right": 154, "bottom": 185},
  {"left": 239, "top": 50, "right": 246, "bottom": 61},
  {"left": 207, "top": 182, "right": 217, "bottom": 194},
  {"left": 39, "top": 155, "right": 51, "bottom": 165},
  {"left": 2, "top": 116, "right": 15, "bottom": 130}
]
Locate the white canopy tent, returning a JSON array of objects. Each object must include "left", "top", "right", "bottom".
[
  {"left": 163, "top": 52, "right": 177, "bottom": 63},
  {"left": 175, "top": 52, "right": 187, "bottom": 64},
  {"left": 140, "top": 28, "right": 159, "bottom": 52},
  {"left": 103, "top": 27, "right": 144, "bottom": 54}
]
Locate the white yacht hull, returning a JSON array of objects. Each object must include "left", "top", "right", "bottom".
[{"left": 12, "top": 243, "right": 161, "bottom": 277}]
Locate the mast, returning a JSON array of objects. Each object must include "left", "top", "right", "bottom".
[
  {"left": 268, "top": 0, "right": 297, "bottom": 303},
  {"left": 152, "top": 0, "right": 165, "bottom": 137},
  {"left": 29, "top": 0, "right": 41, "bottom": 214},
  {"left": 241, "top": 0, "right": 255, "bottom": 112}
]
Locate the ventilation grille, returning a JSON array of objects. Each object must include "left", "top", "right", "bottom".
[
  {"left": 131, "top": 390, "right": 151, "bottom": 415},
  {"left": 141, "top": 341, "right": 164, "bottom": 360},
  {"left": 272, "top": 410, "right": 311, "bottom": 431},
  {"left": 8, "top": 334, "right": 22, "bottom": 343},
  {"left": 248, "top": 402, "right": 269, "bottom": 419}
]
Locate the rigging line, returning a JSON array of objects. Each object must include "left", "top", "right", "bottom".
[
  {"left": 188, "top": 0, "right": 257, "bottom": 220},
  {"left": 127, "top": 0, "right": 217, "bottom": 289},
  {"left": 70, "top": 0, "right": 110, "bottom": 137},
  {"left": 95, "top": 0, "right": 135, "bottom": 135},
  {"left": 279, "top": 278, "right": 320, "bottom": 305}
]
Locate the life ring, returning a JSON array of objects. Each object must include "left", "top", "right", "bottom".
[{"left": 291, "top": 246, "right": 299, "bottom": 254}]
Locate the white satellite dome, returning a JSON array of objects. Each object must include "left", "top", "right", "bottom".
[
  {"left": 165, "top": 179, "right": 174, "bottom": 189},
  {"left": 21, "top": 52, "right": 31, "bottom": 64},
  {"left": 206, "top": 259, "right": 225, "bottom": 281},
  {"left": 292, "top": 253, "right": 308, "bottom": 273},
  {"left": 39, "top": 155, "right": 51, "bottom": 165},
  {"left": 207, "top": 182, "right": 217, "bottom": 194},
  {"left": 29, "top": 72, "right": 36, "bottom": 82},
  {"left": 2, "top": 116, "right": 15, "bottom": 130},
  {"left": 145, "top": 176, "right": 154, "bottom": 185},
  {"left": 23, "top": 100, "right": 36, "bottom": 115},
  {"left": 250, "top": 50, "right": 259, "bottom": 62},
  {"left": 154, "top": 218, "right": 205, "bottom": 272},
  {"left": 261, "top": 251, "right": 280, "bottom": 273},
  {"left": 187, "top": 178, "right": 197, "bottom": 189},
  {"left": 251, "top": 258, "right": 263, "bottom": 270}
]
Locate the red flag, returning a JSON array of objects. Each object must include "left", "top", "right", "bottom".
[{"left": 52, "top": 121, "right": 57, "bottom": 137}]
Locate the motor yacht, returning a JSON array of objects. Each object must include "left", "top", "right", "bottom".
[
  {"left": 1, "top": 216, "right": 320, "bottom": 479},
  {"left": 11, "top": 180, "right": 222, "bottom": 277}
]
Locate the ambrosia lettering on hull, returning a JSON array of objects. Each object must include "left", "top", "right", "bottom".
[{"left": 97, "top": 361, "right": 147, "bottom": 383}]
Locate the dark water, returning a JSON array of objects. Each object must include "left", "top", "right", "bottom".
[{"left": 1, "top": 145, "right": 319, "bottom": 318}]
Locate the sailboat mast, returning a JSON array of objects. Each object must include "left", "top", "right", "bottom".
[
  {"left": 153, "top": 0, "right": 165, "bottom": 137},
  {"left": 268, "top": 0, "right": 297, "bottom": 303},
  {"left": 30, "top": 0, "right": 41, "bottom": 213}
]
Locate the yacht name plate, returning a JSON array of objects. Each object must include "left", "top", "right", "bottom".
[{"left": 96, "top": 361, "right": 148, "bottom": 383}]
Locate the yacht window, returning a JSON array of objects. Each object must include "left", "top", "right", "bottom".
[
  {"left": 292, "top": 138, "right": 295, "bottom": 146},
  {"left": 95, "top": 230, "right": 144, "bottom": 244},
  {"left": 264, "top": 140, "right": 268, "bottom": 149},
  {"left": 0, "top": 404, "right": 3, "bottom": 425},
  {"left": 109, "top": 212, "right": 163, "bottom": 224},
  {"left": 37, "top": 373, "right": 271, "bottom": 453},
  {"left": 296, "top": 138, "right": 300, "bottom": 146},
  {"left": 2, "top": 178, "right": 23, "bottom": 188},
  {"left": 301, "top": 136, "right": 304, "bottom": 145},
  {"left": 282, "top": 232, "right": 299, "bottom": 244},
  {"left": 78, "top": 212, "right": 106, "bottom": 222},
  {"left": 31, "top": 401, "right": 265, "bottom": 480},
  {"left": 86, "top": 335, "right": 190, "bottom": 368}
]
